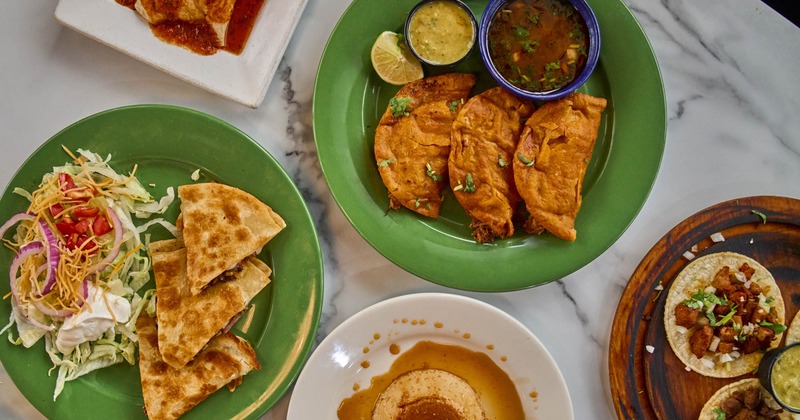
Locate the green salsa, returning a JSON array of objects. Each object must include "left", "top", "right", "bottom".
[
  {"left": 772, "top": 345, "right": 800, "bottom": 409},
  {"left": 487, "top": 0, "right": 589, "bottom": 92}
]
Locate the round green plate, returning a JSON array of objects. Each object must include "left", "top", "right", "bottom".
[
  {"left": 0, "top": 105, "right": 323, "bottom": 419},
  {"left": 313, "top": 0, "right": 665, "bottom": 292}
]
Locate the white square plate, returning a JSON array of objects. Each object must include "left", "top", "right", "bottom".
[{"left": 55, "top": 0, "right": 308, "bottom": 108}]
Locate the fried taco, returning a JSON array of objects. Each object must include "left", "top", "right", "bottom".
[
  {"left": 178, "top": 183, "right": 285, "bottom": 296},
  {"left": 448, "top": 86, "right": 533, "bottom": 242},
  {"left": 149, "top": 238, "right": 271, "bottom": 369},
  {"left": 513, "top": 92, "right": 606, "bottom": 242},
  {"left": 137, "top": 314, "right": 260, "bottom": 420},
  {"left": 665, "top": 252, "right": 786, "bottom": 378},
  {"left": 374, "top": 73, "right": 476, "bottom": 218},
  {"left": 698, "top": 378, "right": 790, "bottom": 420}
]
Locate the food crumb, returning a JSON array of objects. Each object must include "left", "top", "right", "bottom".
[
  {"left": 645, "top": 345, "right": 655, "bottom": 354},
  {"left": 685, "top": 366, "right": 692, "bottom": 372},
  {"left": 190, "top": 169, "right": 201, "bottom": 180},
  {"left": 750, "top": 238, "right": 754, "bottom": 244},
  {"left": 654, "top": 284, "right": 663, "bottom": 291},
  {"left": 691, "top": 244, "right": 698, "bottom": 253},
  {"left": 148, "top": 183, "right": 156, "bottom": 187},
  {"left": 683, "top": 251, "right": 696, "bottom": 261}
]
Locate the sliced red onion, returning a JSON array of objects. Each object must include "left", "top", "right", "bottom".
[
  {"left": 87, "top": 207, "right": 124, "bottom": 275},
  {"left": 0, "top": 212, "right": 35, "bottom": 239},
  {"left": 31, "top": 300, "right": 72, "bottom": 318},
  {"left": 9, "top": 241, "right": 44, "bottom": 307},
  {"left": 35, "top": 219, "right": 60, "bottom": 296}
]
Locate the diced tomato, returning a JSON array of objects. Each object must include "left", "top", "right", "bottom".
[
  {"left": 92, "top": 215, "right": 112, "bottom": 236},
  {"left": 73, "top": 206, "right": 99, "bottom": 218},
  {"left": 55, "top": 221, "right": 76, "bottom": 235},
  {"left": 80, "top": 237, "right": 98, "bottom": 253},
  {"left": 58, "top": 173, "right": 77, "bottom": 191},
  {"left": 73, "top": 219, "right": 90, "bottom": 234},
  {"left": 49, "top": 203, "right": 65, "bottom": 218},
  {"left": 65, "top": 233, "right": 78, "bottom": 250}
]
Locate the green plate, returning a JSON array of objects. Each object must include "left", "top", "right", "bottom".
[
  {"left": 0, "top": 105, "right": 323, "bottom": 419},
  {"left": 313, "top": 0, "right": 665, "bottom": 291}
]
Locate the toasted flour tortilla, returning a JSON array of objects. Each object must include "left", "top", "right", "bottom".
[
  {"left": 788, "top": 312, "right": 800, "bottom": 345},
  {"left": 664, "top": 252, "right": 785, "bottom": 378},
  {"left": 698, "top": 378, "right": 792, "bottom": 420}
]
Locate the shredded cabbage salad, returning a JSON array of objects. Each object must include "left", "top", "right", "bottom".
[{"left": 0, "top": 147, "right": 175, "bottom": 400}]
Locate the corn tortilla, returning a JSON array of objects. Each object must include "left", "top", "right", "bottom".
[{"left": 664, "top": 252, "right": 785, "bottom": 378}]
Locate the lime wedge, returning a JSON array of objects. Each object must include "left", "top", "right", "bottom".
[{"left": 370, "top": 31, "right": 424, "bottom": 85}]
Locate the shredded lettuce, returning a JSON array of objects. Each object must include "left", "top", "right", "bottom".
[{"left": 2, "top": 149, "right": 168, "bottom": 400}]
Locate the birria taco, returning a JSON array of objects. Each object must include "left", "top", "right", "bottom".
[
  {"left": 665, "top": 252, "right": 786, "bottom": 378},
  {"left": 698, "top": 378, "right": 790, "bottom": 420}
]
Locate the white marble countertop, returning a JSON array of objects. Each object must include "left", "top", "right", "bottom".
[{"left": 1, "top": 0, "right": 798, "bottom": 419}]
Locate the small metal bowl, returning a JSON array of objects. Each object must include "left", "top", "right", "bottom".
[
  {"left": 478, "top": 0, "right": 601, "bottom": 101},
  {"left": 404, "top": 0, "right": 477, "bottom": 67},
  {"left": 757, "top": 341, "right": 800, "bottom": 414}
]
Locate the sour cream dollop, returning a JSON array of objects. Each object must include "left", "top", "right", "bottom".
[{"left": 55, "top": 284, "right": 131, "bottom": 354}]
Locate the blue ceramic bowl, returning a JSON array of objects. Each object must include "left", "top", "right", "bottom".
[
  {"left": 757, "top": 341, "right": 800, "bottom": 414},
  {"left": 478, "top": 0, "right": 601, "bottom": 101}
]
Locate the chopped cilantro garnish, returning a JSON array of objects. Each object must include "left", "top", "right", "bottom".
[
  {"left": 514, "top": 26, "right": 530, "bottom": 38},
  {"left": 378, "top": 159, "right": 393, "bottom": 167},
  {"left": 712, "top": 407, "right": 726, "bottom": 420},
  {"left": 751, "top": 210, "right": 767, "bottom": 224},
  {"left": 426, "top": 163, "right": 442, "bottom": 182},
  {"left": 708, "top": 307, "right": 736, "bottom": 327},
  {"left": 449, "top": 100, "right": 458, "bottom": 111},
  {"left": 760, "top": 321, "right": 787, "bottom": 334},
  {"left": 464, "top": 173, "right": 476, "bottom": 193},
  {"left": 498, "top": 154, "right": 508, "bottom": 168},
  {"left": 521, "top": 40, "right": 538, "bottom": 53},
  {"left": 389, "top": 97, "right": 412, "bottom": 117},
  {"left": 517, "top": 152, "right": 534, "bottom": 167}
]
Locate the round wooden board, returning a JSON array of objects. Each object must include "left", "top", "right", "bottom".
[{"left": 608, "top": 196, "right": 800, "bottom": 419}]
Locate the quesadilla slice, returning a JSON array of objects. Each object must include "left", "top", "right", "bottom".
[
  {"left": 137, "top": 314, "right": 260, "bottom": 420},
  {"left": 178, "top": 183, "right": 285, "bottom": 296},
  {"left": 134, "top": 0, "right": 237, "bottom": 47},
  {"left": 149, "top": 238, "right": 271, "bottom": 369}
]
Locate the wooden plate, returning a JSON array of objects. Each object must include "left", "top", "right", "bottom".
[{"left": 609, "top": 196, "right": 800, "bottom": 419}]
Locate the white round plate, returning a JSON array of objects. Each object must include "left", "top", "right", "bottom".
[{"left": 287, "top": 293, "right": 573, "bottom": 419}]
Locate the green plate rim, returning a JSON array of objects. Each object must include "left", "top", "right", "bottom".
[
  {"left": 0, "top": 104, "right": 323, "bottom": 419},
  {"left": 312, "top": 0, "right": 665, "bottom": 292}
]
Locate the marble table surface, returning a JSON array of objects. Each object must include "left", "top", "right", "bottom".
[{"left": 1, "top": 0, "right": 798, "bottom": 419}]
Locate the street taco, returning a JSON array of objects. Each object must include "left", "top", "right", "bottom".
[
  {"left": 698, "top": 378, "right": 790, "bottom": 420},
  {"left": 665, "top": 252, "right": 786, "bottom": 378}
]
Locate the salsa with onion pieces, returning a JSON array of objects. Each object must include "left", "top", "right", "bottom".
[{"left": 488, "top": 0, "right": 589, "bottom": 92}]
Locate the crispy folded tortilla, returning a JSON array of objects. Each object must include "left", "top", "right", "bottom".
[
  {"left": 374, "top": 73, "right": 476, "bottom": 218},
  {"left": 664, "top": 252, "right": 785, "bottom": 378},
  {"left": 178, "top": 183, "right": 285, "bottom": 296},
  {"left": 134, "top": 0, "right": 237, "bottom": 46},
  {"left": 137, "top": 314, "right": 260, "bottom": 420},
  {"left": 698, "top": 378, "right": 792, "bottom": 420},
  {"left": 448, "top": 87, "right": 533, "bottom": 242},
  {"left": 513, "top": 92, "right": 606, "bottom": 241},
  {"left": 149, "top": 238, "right": 271, "bottom": 369}
]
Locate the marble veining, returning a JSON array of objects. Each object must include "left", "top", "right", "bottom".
[{"left": 1, "top": 0, "right": 799, "bottom": 419}]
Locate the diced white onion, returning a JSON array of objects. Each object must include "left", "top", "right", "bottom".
[
  {"left": 701, "top": 358, "right": 715, "bottom": 369},
  {"left": 730, "top": 351, "right": 741, "bottom": 359},
  {"left": 654, "top": 284, "right": 664, "bottom": 291},
  {"left": 685, "top": 366, "right": 692, "bottom": 372},
  {"left": 698, "top": 317, "right": 710, "bottom": 326},
  {"left": 645, "top": 345, "right": 655, "bottom": 354},
  {"left": 676, "top": 325, "right": 688, "bottom": 335},
  {"left": 704, "top": 285, "right": 717, "bottom": 294},
  {"left": 710, "top": 232, "right": 725, "bottom": 243},
  {"left": 708, "top": 336, "right": 721, "bottom": 352},
  {"left": 735, "top": 272, "right": 746, "bottom": 282},
  {"left": 691, "top": 245, "right": 698, "bottom": 253},
  {"left": 190, "top": 169, "right": 201, "bottom": 181},
  {"left": 743, "top": 280, "right": 752, "bottom": 289},
  {"left": 749, "top": 238, "right": 754, "bottom": 244},
  {"left": 718, "top": 353, "right": 733, "bottom": 363},
  {"left": 683, "top": 251, "right": 696, "bottom": 260}
]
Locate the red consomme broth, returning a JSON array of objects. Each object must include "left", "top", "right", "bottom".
[{"left": 488, "top": 0, "right": 589, "bottom": 93}]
